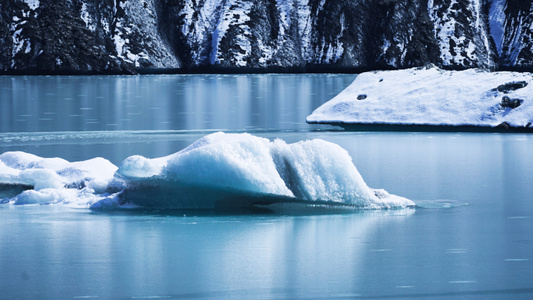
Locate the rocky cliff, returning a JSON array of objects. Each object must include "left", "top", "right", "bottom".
[{"left": 1, "top": 0, "right": 532, "bottom": 74}]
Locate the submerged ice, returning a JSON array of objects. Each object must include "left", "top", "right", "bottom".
[{"left": 1, "top": 133, "right": 414, "bottom": 210}]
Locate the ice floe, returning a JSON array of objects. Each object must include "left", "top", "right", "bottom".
[
  {"left": 1, "top": 133, "right": 413, "bottom": 211},
  {"left": 307, "top": 67, "right": 533, "bottom": 130}
]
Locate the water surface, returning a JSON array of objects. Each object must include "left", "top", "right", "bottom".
[{"left": 1, "top": 74, "right": 532, "bottom": 299}]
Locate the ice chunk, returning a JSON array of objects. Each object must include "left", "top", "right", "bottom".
[
  {"left": 271, "top": 138, "right": 375, "bottom": 204},
  {"left": 0, "top": 152, "right": 117, "bottom": 191},
  {"left": 11, "top": 188, "right": 121, "bottom": 207},
  {"left": 116, "top": 155, "right": 170, "bottom": 179},
  {"left": 13, "top": 189, "right": 75, "bottom": 205},
  {"left": 114, "top": 133, "right": 285, "bottom": 196},
  {"left": 0, "top": 152, "right": 118, "bottom": 207},
  {"left": 0, "top": 151, "right": 67, "bottom": 170},
  {"left": 2, "top": 133, "right": 414, "bottom": 211},
  {"left": 115, "top": 132, "right": 413, "bottom": 210}
]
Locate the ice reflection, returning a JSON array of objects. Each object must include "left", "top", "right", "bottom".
[{"left": 0, "top": 208, "right": 413, "bottom": 299}]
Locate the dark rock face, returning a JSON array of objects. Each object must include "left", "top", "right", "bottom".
[
  {"left": 374, "top": 0, "right": 440, "bottom": 68},
  {"left": 493, "top": 81, "right": 528, "bottom": 93},
  {"left": 3, "top": 0, "right": 131, "bottom": 74},
  {"left": 489, "top": 0, "right": 533, "bottom": 68},
  {"left": 500, "top": 96, "right": 523, "bottom": 109},
  {"left": 1, "top": 0, "right": 533, "bottom": 74},
  {"left": 2, "top": 0, "right": 179, "bottom": 74}
]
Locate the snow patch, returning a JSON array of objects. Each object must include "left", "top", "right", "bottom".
[
  {"left": 111, "top": 0, "right": 179, "bottom": 68},
  {"left": 307, "top": 67, "right": 533, "bottom": 128},
  {"left": 297, "top": 0, "right": 312, "bottom": 62},
  {"left": 11, "top": 27, "right": 26, "bottom": 62},
  {"left": 210, "top": 0, "right": 254, "bottom": 66},
  {"left": 23, "top": 0, "right": 39, "bottom": 10},
  {"left": 428, "top": 0, "right": 492, "bottom": 67},
  {"left": 80, "top": 3, "right": 97, "bottom": 31}
]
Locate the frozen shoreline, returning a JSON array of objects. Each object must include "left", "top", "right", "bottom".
[{"left": 307, "top": 67, "right": 533, "bottom": 132}]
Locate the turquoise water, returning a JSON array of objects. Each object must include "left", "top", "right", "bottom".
[{"left": 1, "top": 74, "right": 533, "bottom": 299}]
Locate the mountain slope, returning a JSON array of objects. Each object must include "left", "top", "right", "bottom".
[{"left": 1, "top": 0, "right": 532, "bottom": 74}]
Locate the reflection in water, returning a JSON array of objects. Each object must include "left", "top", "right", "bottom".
[
  {"left": 0, "top": 74, "right": 355, "bottom": 133},
  {"left": 0, "top": 74, "right": 354, "bottom": 164},
  {"left": 2, "top": 74, "right": 533, "bottom": 299},
  {"left": 0, "top": 207, "right": 413, "bottom": 299}
]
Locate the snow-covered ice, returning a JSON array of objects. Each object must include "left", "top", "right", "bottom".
[
  {"left": 307, "top": 67, "right": 533, "bottom": 129},
  {"left": 1, "top": 133, "right": 414, "bottom": 211},
  {"left": 0, "top": 152, "right": 119, "bottom": 206}
]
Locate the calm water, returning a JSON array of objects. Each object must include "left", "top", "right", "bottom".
[{"left": 1, "top": 74, "right": 533, "bottom": 299}]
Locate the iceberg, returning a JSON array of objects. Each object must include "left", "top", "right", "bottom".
[
  {"left": 0, "top": 151, "right": 119, "bottom": 206},
  {"left": 1, "top": 133, "right": 414, "bottom": 211},
  {"left": 307, "top": 67, "right": 533, "bottom": 131}
]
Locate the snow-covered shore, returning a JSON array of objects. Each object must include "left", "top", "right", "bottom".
[{"left": 307, "top": 67, "right": 533, "bottom": 131}]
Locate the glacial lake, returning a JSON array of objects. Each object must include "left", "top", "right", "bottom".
[{"left": 1, "top": 74, "right": 533, "bottom": 299}]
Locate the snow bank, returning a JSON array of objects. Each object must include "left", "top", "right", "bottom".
[
  {"left": 307, "top": 67, "right": 533, "bottom": 129},
  {"left": 1, "top": 133, "right": 414, "bottom": 211}
]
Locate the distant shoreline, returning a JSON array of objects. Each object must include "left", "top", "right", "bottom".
[
  {"left": 307, "top": 121, "right": 533, "bottom": 133},
  {"left": 3, "top": 65, "right": 533, "bottom": 76}
]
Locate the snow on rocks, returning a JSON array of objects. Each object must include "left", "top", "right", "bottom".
[
  {"left": 307, "top": 67, "right": 533, "bottom": 130},
  {"left": 428, "top": 0, "right": 494, "bottom": 68}
]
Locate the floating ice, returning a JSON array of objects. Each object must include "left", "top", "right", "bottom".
[
  {"left": 115, "top": 132, "right": 413, "bottom": 210},
  {"left": 307, "top": 67, "right": 533, "bottom": 129},
  {"left": 0, "top": 152, "right": 118, "bottom": 206},
  {"left": 1, "top": 133, "right": 414, "bottom": 211}
]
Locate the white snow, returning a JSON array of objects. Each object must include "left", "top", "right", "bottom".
[
  {"left": 428, "top": 0, "right": 467, "bottom": 65},
  {"left": 80, "top": 3, "right": 97, "bottom": 31},
  {"left": 0, "top": 152, "right": 118, "bottom": 207},
  {"left": 112, "top": 19, "right": 128, "bottom": 59},
  {"left": 307, "top": 67, "right": 533, "bottom": 128},
  {"left": 1, "top": 133, "right": 414, "bottom": 210},
  {"left": 277, "top": 0, "right": 293, "bottom": 38},
  {"left": 180, "top": 0, "right": 220, "bottom": 63},
  {"left": 116, "top": 132, "right": 413, "bottom": 209},
  {"left": 110, "top": 0, "right": 180, "bottom": 68},
  {"left": 23, "top": 0, "right": 40, "bottom": 10},
  {"left": 428, "top": 0, "right": 493, "bottom": 67},
  {"left": 209, "top": 0, "right": 253, "bottom": 66},
  {"left": 10, "top": 0, "right": 42, "bottom": 68},
  {"left": 296, "top": 0, "right": 312, "bottom": 62},
  {"left": 10, "top": 20, "right": 30, "bottom": 67}
]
